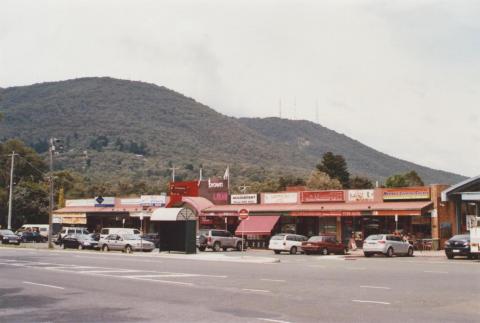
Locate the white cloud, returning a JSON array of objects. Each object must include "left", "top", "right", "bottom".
[{"left": 0, "top": 0, "right": 479, "bottom": 176}]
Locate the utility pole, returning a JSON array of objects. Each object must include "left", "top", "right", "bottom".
[
  {"left": 48, "top": 139, "right": 54, "bottom": 249},
  {"left": 7, "top": 151, "right": 17, "bottom": 230}
]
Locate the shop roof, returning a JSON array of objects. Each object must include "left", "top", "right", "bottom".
[
  {"left": 441, "top": 175, "right": 480, "bottom": 202},
  {"left": 54, "top": 196, "right": 170, "bottom": 214}
]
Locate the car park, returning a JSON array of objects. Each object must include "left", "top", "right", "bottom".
[
  {"left": 301, "top": 235, "right": 348, "bottom": 255},
  {"left": 60, "top": 234, "right": 98, "bottom": 250},
  {"left": 444, "top": 234, "right": 473, "bottom": 259},
  {"left": 0, "top": 229, "right": 21, "bottom": 245},
  {"left": 98, "top": 234, "right": 154, "bottom": 253},
  {"left": 196, "top": 229, "right": 243, "bottom": 252},
  {"left": 17, "top": 231, "right": 46, "bottom": 243},
  {"left": 363, "top": 234, "right": 414, "bottom": 257},
  {"left": 268, "top": 233, "right": 307, "bottom": 254}
]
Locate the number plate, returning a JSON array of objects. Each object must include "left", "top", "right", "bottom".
[{"left": 453, "top": 249, "right": 460, "bottom": 253}]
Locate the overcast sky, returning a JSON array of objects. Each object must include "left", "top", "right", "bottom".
[{"left": 1, "top": 0, "right": 479, "bottom": 177}]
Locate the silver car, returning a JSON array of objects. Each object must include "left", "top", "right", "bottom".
[
  {"left": 98, "top": 234, "right": 154, "bottom": 253},
  {"left": 363, "top": 234, "right": 414, "bottom": 257},
  {"left": 196, "top": 229, "right": 243, "bottom": 252}
]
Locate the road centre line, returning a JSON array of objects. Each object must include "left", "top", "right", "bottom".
[
  {"left": 260, "top": 278, "right": 286, "bottom": 282},
  {"left": 76, "top": 269, "right": 147, "bottom": 274},
  {"left": 242, "top": 288, "right": 271, "bottom": 293},
  {"left": 360, "top": 285, "right": 391, "bottom": 290},
  {"left": 352, "top": 300, "right": 390, "bottom": 305},
  {"left": 23, "top": 281, "right": 65, "bottom": 290},
  {"left": 123, "top": 276, "right": 194, "bottom": 286},
  {"left": 423, "top": 270, "right": 449, "bottom": 274},
  {"left": 257, "top": 318, "right": 292, "bottom": 323}
]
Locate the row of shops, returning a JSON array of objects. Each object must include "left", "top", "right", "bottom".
[{"left": 53, "top": 176, "right": 480, "bottom": 251}]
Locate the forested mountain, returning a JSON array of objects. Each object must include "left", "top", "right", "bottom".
[{"left": 0, "top": 77, "right": 465, "bottom": 187}]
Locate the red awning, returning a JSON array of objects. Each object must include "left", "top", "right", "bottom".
[{"left": 235, "top": 216, "right": 280, "bottom": 236}]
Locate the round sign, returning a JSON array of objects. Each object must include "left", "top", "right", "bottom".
[{"left": 238, "top": 208, "right": 249, "bottom": 220}]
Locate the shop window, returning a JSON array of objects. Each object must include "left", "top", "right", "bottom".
[
  {"left": 440, "top": 222, "right": 452, "bottom": 239},
  {"left": 319, "top": 217, "right": 336, "bottom": 235}
]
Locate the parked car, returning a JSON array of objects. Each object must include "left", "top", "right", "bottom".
[
  {"left": 268, "top": 233, "right": 307, "bottom": 254},
  {"left": 0, "top": 229, "right": 21, "bottom": 245},
  {"left": 60, "top": 234, "right": 98, "bottom": 250},
  {"left": 98, "top": 234, "right": 154, "bottom": 253},
  {"left": 58, "top": 227, "right": 90, "bottom": 240},
  {"left": 141, "top": 233, "right": 160, "bottom": 248},
  {"left": 100, "top": 228, "right": 141, "bottom": 239},
  {"left": 196, "top": 229, "right": 243, "bottom": 252},
  {"left": 444, "top": 234, "right": 473, "bottom": 259},
  {"left": 17, "top": 231, "right": 46, "bottom": 243},
  {"left": 17, "top": 224, "right": 49, "bottom": 238},
  {"left": 363, "top": 234, "right": 414, "bottom": 257},
  {"left": 301, "top": 235, "right": 348, "bottom": 255}
]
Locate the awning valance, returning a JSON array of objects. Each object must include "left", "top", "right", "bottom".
[
  {"left": 235, "top": 216, "right": 280, "bottom": 236},
  {"left": 150, "top": 208, "right": 196, "bottom": 221}
]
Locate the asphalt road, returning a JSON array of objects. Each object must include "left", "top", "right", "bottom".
[{"left": 0, "top": 248, "right": 479, "bottom": 323}]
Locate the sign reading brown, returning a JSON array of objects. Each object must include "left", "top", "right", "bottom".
[{"left": 300, "top": 190, "right": 345, "bottom": 203}]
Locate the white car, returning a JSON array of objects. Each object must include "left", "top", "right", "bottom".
[
  {"left": 363, "top": 234, "right": 414, "bottom": 257},
  {"left": 98, "top": 234, "right": 154, "bottom": 253},
  {"left": 268, "top": 233, "right": 307, "bottom": 254},
  {"left": 100, "top": 228, "right": 141, "bottom": 239}
]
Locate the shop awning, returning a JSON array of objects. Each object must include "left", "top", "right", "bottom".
[
  {"left": 235, "top": 216, "right": 279, "bottom": 236},
  {"left": 150, "top": 208, "right": 195, "bottom": 221}
]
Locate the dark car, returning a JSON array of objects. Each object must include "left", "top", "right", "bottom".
[
  {"left": 141, "top": 233, "right": 160, "bottom": 248},
  {"left": 17, "top": 231, "right": 46, "bottom": 243},
  {"left": 444, "top": 234, "right": 472, "bottom": 259},
  {"left": 301, "top": 235, "right": 348, "bottom": 255},
  {"left": 0, "top": 229, "right": 21, "bottom": 245},
  {"left": 60, "top": 234, "right": 98, "bottom": 250}
]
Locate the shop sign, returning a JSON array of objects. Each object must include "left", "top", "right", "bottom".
[
  {"left": 208, "top": 178, "right": 224, "bottom": 189},
  {"left": 383, "top": 188, "right": 430, "bottom": 200},
  {"left": 52, "top": 216, "right": 62, "bottom": 224},
  {"left": 264, "top": 192, "right": 298, "bottom": 204},
  {"left": 94, "top": 196, "right": 115, "bottom": 207},
  {"left": 66, "top": 199, "right": 95, "bottom": 207},
  {"left": 231, "top": 194, "right": 258, "bottom": 205},
  {"left": 213, "top": 192, "right": 228, "bottom": 202},
  {"left": 120, "top": 198, "right": 141, "bottom": 205},
  {"left": 169, "top": 181, "right": 199, "bottom": 196},
  {"left": 462, "top": 192, "right": 480, "bottom": 201},
  {"left": 140, "top": 195, "right": 166, "bottom": 206},
  {"left": 300, "top": 190, "right": 344, "bottom": 203},
  {"left": 348, "top": 189, "right": 374, "bottom": 202}
]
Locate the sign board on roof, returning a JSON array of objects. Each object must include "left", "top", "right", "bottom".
[
  {"left": 383, "top": 188, "right": 430, "bottom": 201},
  {"left": 264, "top": 192, "right": 298, "bottom": 204},
  {"left": 300, "top": 190, "right": 344, "bottom": 203},
  {"left": 120, "top": 198, "right": 141, "bottom": 205},
  {"left": 95, "top": 196, "right": 115, "bottom": 207},
  {"left": 66, "top": 199, "right": 95, "bottom": 207},
  {"left": 231, "top": 194, "right": 258, "bottom": 205},
  {"left": 140, "top": 195, "right": 166, "bottom": 206},
  {"left": 348, "top": 190, "right": 374, "bottom": 202}
]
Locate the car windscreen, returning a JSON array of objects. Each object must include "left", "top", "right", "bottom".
[
  {"left": 307, "top": 236, "right": 323, "bottom": 242},
  {"left": 198, "top": 230, "right": 209, "bottom": 236},
  {"left": 366, "top": 235, "right": 384, "bottom": 241},
  {"left": 0, "top": 230, "right": 15, "bottom": 235},
  {"left": 450, "top": 235, "right": 469, "bottom": 241},
  {"left": 271, "top": 235, "right": 285, "bottom": 240}
]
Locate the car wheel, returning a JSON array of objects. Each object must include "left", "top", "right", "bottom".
[
  {"left": 385, "top": 247, "right": 394, "bottom": 257},
  {"left": 222, "top": 247, "right": 228, "bottom": 251},
  {"left": 321, "top": 248, "right": 329, "bottom": 256},
  {"left": 125, "top": 245, "right": 133, "bottom": 254},
  {"left": 446, "top": 253, "right": 454, "bottom": 259},
  {"left": 213, "top": 242, "right": 221, "bottom": 252},
  {"left": 102, "top": 244, "right": 109, "bottom": 252},
  {"left": 364, "top": 252, "right": 373, "bottom": 257},
  {"left": 78, "top": 244, "right": 83, "bottom": 250},
  {"left": 236, "top": 242, "right": 242, "bottom": 251},
  {"left": 198, "top": 246, "right": 206, "bottom": 252},
  {"left": 274, "top": 250, "right": 281, "bottom": 254},
  {"left": 407, "top": 247, "right": 414, "bottom": 257},
  {"left": 290, "top": 246, "right": 297, "bottom": 254}
]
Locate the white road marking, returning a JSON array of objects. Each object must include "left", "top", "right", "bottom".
[
  {"left": 260, "top": 279, "right": 286, "bottom": 282},
  {"left": 242, "top": 288, "right": 271, "bottom": 293},
  {"left": 257, "top": 318, "right": 292, "bottom": 323},
  {"left": 423, "top": 270, "right": 449, "bottom": 274},
  {"left": 347, "top": 267, "right": 366, "bottom": 270},
  {"left": 124, "top": 277, "right": 194, "bottom": 286},
  {"left": 307, "top": 265, "right": 326, "bottom": 268},
  {"left": 360, "top": 285, "right": 391, "bottom": 290},
  {"left": 352, "top": 300, "right": 390, "bottom": 305},
  {"left": 23, "top": 281, "right": 65, "bottom": 290},
  {"left": 76, "top": 269, "right": 144, "bottom": 274}
]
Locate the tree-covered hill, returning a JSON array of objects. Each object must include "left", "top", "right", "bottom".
[{"left": 0, "top": 77, "right": 465, "bottom": 186}]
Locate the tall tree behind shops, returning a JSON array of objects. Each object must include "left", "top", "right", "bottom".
[
  {"left": 385, "top": 170, "right": 425, "bottom": 188},
  {"left": 349, "top": 175, "right": 374, "bottom": 189},
  {"left": 306, "top": 170, "right": 342, "bottom": 190},
  {"left": 316, "top": 152, "right": 350, "bottom": 188}
]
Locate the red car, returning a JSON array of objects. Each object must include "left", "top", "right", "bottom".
[{"left": 302, "top": 235, "right": 348, "bottom": 255}]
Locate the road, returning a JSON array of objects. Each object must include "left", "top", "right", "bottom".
[{"left": 0, "top": 248, "right": 479, "bottom": 323}]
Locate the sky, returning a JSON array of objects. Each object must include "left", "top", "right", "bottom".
[{"left": 1, "top": 0, "right": 479, "bottom": 177}]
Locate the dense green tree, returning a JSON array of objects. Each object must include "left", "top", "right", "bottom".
[
  {"left": 349, "top": 175, "right": 374, "bottom": 189},
  {"left": 385, "top": 170, "right": 424, "bottom": 188},
  {"left": 316, "top": 152, "right": 350, "bottom": 188}
]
